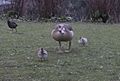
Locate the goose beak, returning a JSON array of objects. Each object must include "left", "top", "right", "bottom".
[{"left": 59, "top": 30, "right": 64, "bottom": 35}]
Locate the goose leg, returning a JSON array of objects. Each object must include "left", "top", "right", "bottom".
[
  {"left": 59, "top": 41, "right": 61, "bottom": 49},
  {"left": 65, "top": 41, "right": 71, "bottom": 53},
  {"left": 58, "top": 41, "right": 63, "bottom": 53},
  {"left": 68, "top": 41, "right": 71, "bottom": 50}
]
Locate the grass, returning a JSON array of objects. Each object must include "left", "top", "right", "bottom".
[{"left": 0, "top": 20, "right": 120, "bottom": 81}]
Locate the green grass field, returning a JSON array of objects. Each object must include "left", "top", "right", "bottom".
[{"left": 0, "top": 20, "right": 120, "bottom": 81}]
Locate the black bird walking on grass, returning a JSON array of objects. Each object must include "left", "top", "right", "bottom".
[{"left": 7, "top": 19, "right": 17, "bottom": 32}]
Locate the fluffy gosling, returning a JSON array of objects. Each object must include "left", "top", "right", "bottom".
[
  {"left": 37, "top": 48, "right": 48, "bottom": 61},
  {"left": 78, "top": 37, "right": 88, "bottom": 46}
]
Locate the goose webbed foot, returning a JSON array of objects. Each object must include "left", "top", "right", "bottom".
[
  {"left": 64, "top": 48, "right": 71, "bottom": 53},
  {"left": 58, "top": 49, "right": 64, "bottom": 53},
  {"left": 55, "top": 46, "right": 64, "bottom": 53}
]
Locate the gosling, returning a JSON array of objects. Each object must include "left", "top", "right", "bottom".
[
  {"left": 37, "top": 48, "right": 48, "bottom": 61},
  {"left": 78, "top": 37, "right": 88, "bottom": 46}
]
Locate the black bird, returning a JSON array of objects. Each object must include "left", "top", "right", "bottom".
[{"left": 7, "top": 20, "right": 17, "bottom": 32}]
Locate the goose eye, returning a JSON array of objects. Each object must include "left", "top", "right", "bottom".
[
  {"left": 58, "top": 25, "right": 62, "bottom": 31},
  {"left": 58, "top": 25, "right": 61, "bottom": 28}
]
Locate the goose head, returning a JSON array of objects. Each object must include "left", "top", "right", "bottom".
[{"left": 51, "top": 23, "right": 74, "bottom": 41}]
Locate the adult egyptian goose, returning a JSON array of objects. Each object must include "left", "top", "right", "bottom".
[
  {"left": 78, "top": 37, "right": 88, "bottom": 46},
  {"left": 51, "top": 23, "right": 74, "bottom": 52},
  {"left": 37, "top": 48, "right": 48, "bottom": 61}
]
